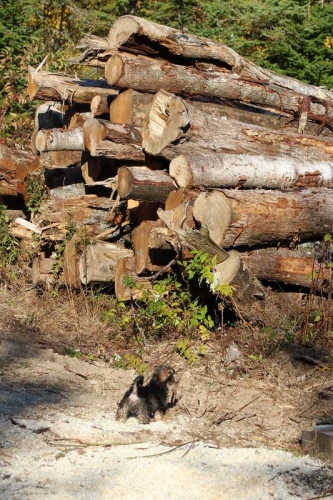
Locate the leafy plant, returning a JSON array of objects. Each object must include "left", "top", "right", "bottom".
[
  {"left": 25, "top": 172, "right": 47, "bottom": 213},
  {"left": 52, "top": 218, "right": 77, "bottom": 277},
  {"left": 0, "top": 205, "right": 21, "bottom": 265}
]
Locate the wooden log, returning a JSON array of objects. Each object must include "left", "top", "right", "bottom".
[
  {"left": 32, "top": 257, "right": 56, "bottom": 288},
  {"left": 106, "top": 53, "right": 331, "bottom": 123},
  {"left": 142, "top": 90, "right": 333, "bottom": 161},
  {"left": 90, "top": 95, "right": 115, "bottom": 117},
  {"left": 79, "top": 242, "right": 133, "bottom": 285},
  {"left": 41, "top": 151, "right": 83, "bottom": 169},
  {"left": 106, "top": 16, "right": 333, "bottom": 104},
  {"left": 132, "top": 220, "right": 165, "bottom": 274},
  {"left": 118, "top": 166, "right": 175, "bottom": 202},
  {"left": 110, "top": 89, "right": 153, "bottom": 126},
  {"left": 28, "top": 66, "right": 118, "bottom": 104},
  {"left": 115, "top": 256, "right": 152, "bottom": 300},
  {"left": 31, "top": 102, "right": 65, "bottom": 154},
  {"left": 82, "top": 118, "right": 144, "bottom": 160},
  {"left": 0, "top": 144, "right": 41, "bottom": 197},
  {"left": 242, "top": 247, "right": 333, "bottom": 291},
  {"left": 63, "top": 234, "right": 81, "bottom": 288},
  {"left": 192, "top": 189, "right": 333, "bottom": 248},
  {"left": 35, "top": 128, "right": 85, "bottom": 152},
  {"left": 169, "top": 154, "right": 333, "bottom": 189}
]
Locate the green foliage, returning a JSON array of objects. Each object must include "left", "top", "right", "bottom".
[
  {"left": 64, "top": 347, "right": 82, "bottom": 358},
  {"left": 113, "top": 351, "right": 147, "bottom": 373},
  {"left": 52, "top": 218, "right": 77, "bottom": 277},
  {"left": 0, "top": 205, "right": 21, "bottom": 266},
  {"left": 25, "top": 172, "right": 47, "bottom": 213}
]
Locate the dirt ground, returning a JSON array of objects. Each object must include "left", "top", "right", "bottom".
[{"left": 1, "top": 289, "right": 333, "bottom": 499}]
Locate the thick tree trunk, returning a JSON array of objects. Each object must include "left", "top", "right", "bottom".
[
  {"left": 242, "top": 247, "right": 333, "bottom": 291},
  {"left": 82, "top": 118, "right": 145, "bottom": 160},
  {"left": 118, "top": 166, "right": 175, "bottom": 201},
  {"left": 35, "top": 128, "right": 85, "bottom": 152},
  {"left": 28, "top": 66, "right": 118, "bottom": 104},
  {"left": 0, "top": 145, "right": 40, "bottom": 197},
  {"left": 106, "top": 16, "right": 333, "bottom": 104},
  {"left": 159, "top": 188, "right": 333, "bottom": 248},
  {"left": 170, "top": 154, "right": 333, "bottom": 189},
  {"left": 105, "top": 53, "right": 333, "bottom": 126},
  {"left": 79, "top": 242, "right": 133, "bottom": 285},
  {"left": 142, "top": 90, "right": 333, "bottom": 161},
  {"left": 110, "top": 89, "right": 153, "bottom": 126}
]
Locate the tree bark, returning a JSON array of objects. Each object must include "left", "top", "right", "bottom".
[
  {"left": 0, "top": 144, "right": 41, "bottom": 197},
  {"left": 169, "top": 153, "right": 333, "bottom": 189},
  {"left": 31, "top": 102, "right": 65, "bottom": 154},
  {"left": 142, "top": 90, "right": 333, "bottom": 161},
  {"left": 79, "top": 242, "right": 133, "bottom": 285},
  {"left": 28, "top": 66, "right": 118, "bottom": 104},
  {"left": 192, "top": 188, "right": 333, "bottom": 248},
  {"left": 110, "top": 89, "right": 153, "bottom": 126},
  {"left": 105, "top": 53, "right": 333, "bottom": 127},
  {"left": 118, "top": 166, "right": 175, "bottom": 201},
  {"left": 35, "top": 128, "right": 85, "bottom": 152},
  {"left": 106, "top": 16, "right": 333, "bottom": 104},
  {"left": 242, "top": 247, "right": 333, "bottom": 291},
  {"left": 82, "top": 118, "right": 145, "bottom": 160}
]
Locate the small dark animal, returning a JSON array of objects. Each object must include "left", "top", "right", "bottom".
[{"left": 116, "top": 365, "right": 178, "bottom": 424}]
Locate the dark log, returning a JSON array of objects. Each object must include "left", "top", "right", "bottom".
[
  {"left": 118, "top": 166, "right": 175, "bottom": 201},
  {"left": 142, "top": 90, "right": 333, "bottom": 161},
  {"left": 170, "top": 154, "right": 333, "bottom": 189},
  {"left": 28, "top": 66, "right": 118, "bottom": 104}
]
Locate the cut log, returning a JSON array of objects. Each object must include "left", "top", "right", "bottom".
[
  {"left": 90, "top": 95, "right": 115, "bottom": 117},
  {"left": 106, "top": 16, "right": 333, "bottom": 104},
  {"left": 28, "top": 66, "right": 118, "bottom": 104},
  {"left": 175, "top": 227, "right": 229, "bottom": 264},
  {"left": 192, "top": 189, "right": 333, "bottom": 248},
  {"left": 32, "top": 257, "right": 56, "bottom": 288},
  {"left": 115, "top": 256, "right": 152, "bottom": 300},
  {"left": 242, "top": 247, "right": 333, "bottom": 291},
  {"left": 42, "top": 150, "right": 83, "bottom": 169},
  {"left": 170, "top": 154, "right": 333, "bottom": 189},
  {"left": 79, "top": 242, "right": 133, "bottom": 285},
  {"left": 106, "top": 53, "right": 333, "bottom": 124},
  {"left": 31, "top": 102, "right": 65, "bottom": 154},
  {"left": 63, "top": 234, "right": 81, "bottom": 288},
  {"left": 110, "top": 89, "right": 153, "bottom": 126},
  {"left": 142, "top": 90, "right": 333, "bottom": 161},
  {"left": 35, "top": 128, "right": 85, "bottom": 152},
  {"left": 118, "top": 166, "right": 175, "bottom": 202},
  {"left": 132, "top": 220, "right": 165, "bottom": 274},
  {"left": 0, "top": 144, "right": 41, "bottom": 197},
  {"left": 82, "top": 118, "right": 144, "bottom": 160}
]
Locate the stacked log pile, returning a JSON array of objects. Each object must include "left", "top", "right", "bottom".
[{"left": 3, "top": 15, "right": 333, "bottom": 317}]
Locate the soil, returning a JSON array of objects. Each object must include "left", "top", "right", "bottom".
[{"left": 1, "top": 292, "right": 333, "bottom": 499}]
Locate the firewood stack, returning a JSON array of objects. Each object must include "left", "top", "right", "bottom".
[{"left": 4, "top": 15, "right": 333, "bottom": 317}]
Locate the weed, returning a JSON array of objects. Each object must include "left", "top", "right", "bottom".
[
  {"left": 52, "top": 218, "right": 77, "bottom": 277},
  {"left": 0, "top": 205, "right": 21, "bottom": 265},
  {"left": 25, "top": 172, "right": 48, "bottom": 213},
  {"left": 64, "top": 347, "right": 82, "bottom": 359}
]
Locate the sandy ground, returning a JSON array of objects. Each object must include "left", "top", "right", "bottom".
[{"left": 1, "top": 303, "right": 333, "bottom": 499}]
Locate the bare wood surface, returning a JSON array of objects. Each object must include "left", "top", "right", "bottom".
[
  {"left": 118, "top": 166, "right": 175, "bottom": 201},
  {"left": 79, "top": 242, "right": 133, "bottom": 285},
  {"left": 132, "top": 220, "right": 164, "bottom": 274},
  {"left": 83, "top": 118, "right": 144, "bottom": 160},
  {"left": 28, "top": 66, "right": 118, "bottom": 104},
  {"left": 110, "top": 89, "right": 153, "bottom": 126},
  {"left": 170, "top": 154, "right": 333, "bottom": 189},
  {"left": 243, "top": 247, "right": 333, "bottom": 290},
  {"left": 90, "top": 95, "right": 116, "bottom": 117},
  {"left": 32, "top": 257, "right": 56, "bottom": 288},
  {"left": 142, "top": 90, "right": 333, "bottom": 161},
  {"left": 35, "top": 128, "right": 85, "bottom": 152},
  {"left": 0, "top": 144, "right": 40, "bottom": 197},
  {"left": 31, "top": 102, "right": 65, "bottom": 154},
  {"left": 63, "top": 234, "right": 81, "bottom": 288}
]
